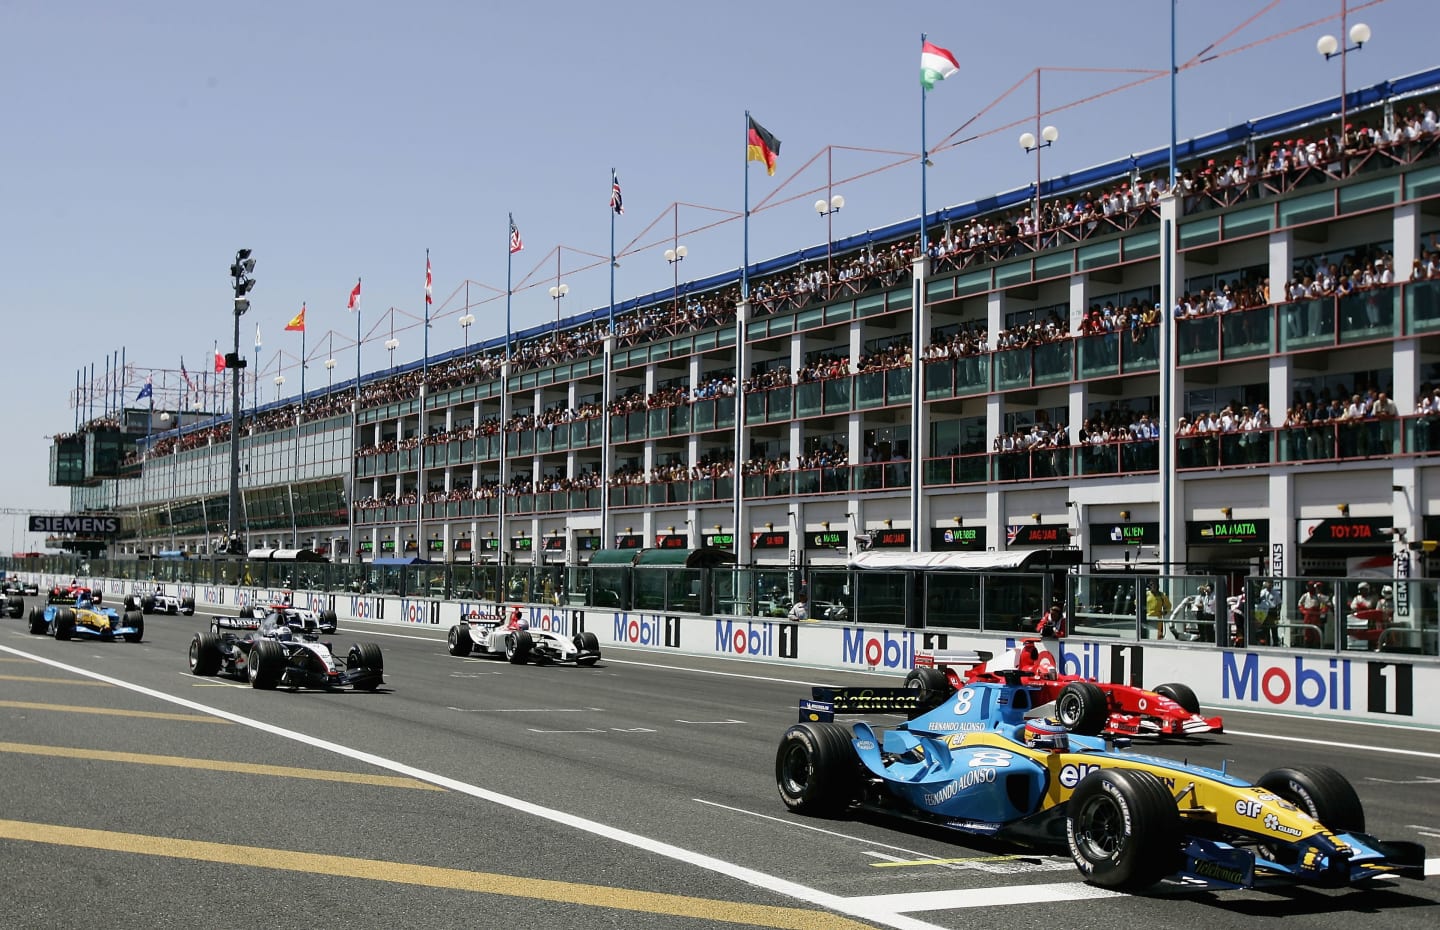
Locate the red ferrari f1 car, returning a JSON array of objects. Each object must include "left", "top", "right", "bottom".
[{"left": 904, "top": 638, "right": 1223, "bottom": 738}]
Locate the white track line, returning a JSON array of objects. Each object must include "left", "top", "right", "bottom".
[{"left": 1222, "top": 729, "right": 1440, "bottom": 759}]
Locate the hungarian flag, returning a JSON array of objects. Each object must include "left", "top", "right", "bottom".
[
  {"left": 425, "top": 256, "right": 433, "bottom": 306},
  {"left": 286, "top": 303, "right": 306, "bottom": 332},
  {"left": 920, "top": 40, "right": 960, "bottom": 91},
  {"left": 746, "top": 115, "right": 781, "bottom": 176},
  {"left": 214, "top": 350, "right": 225, "bottom": 373},
  {"left": 136, "top": 376, "right": 153, "bottom": 403},
  {"left": 509, "top": 214, "right": 524, "bottom": 254},
  {"left": 610, "top": 169, "right": 623, "bottom": 215},
  {"left": 347, "top": 279, "right": 361, "bottom": 311}
]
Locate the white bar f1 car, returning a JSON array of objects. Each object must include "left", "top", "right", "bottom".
[
  {"left": 190, "top": 612, "right": 382, "bottom": 691},
  {"left": 125, "top": 589, "right": 196, "bottom": 615},
  {"left": 240, "top": 599, "right": 338, "bottom": 634},
  {"left": 447, "top": 609, "right": 600, "bottom": 666}
]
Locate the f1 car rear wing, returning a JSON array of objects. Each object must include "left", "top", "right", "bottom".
[
  {"left": 214, "top": 615, "right": 261, "bottom": 632},
  {"left": 912, "top": 649, "right": 991, "bottom": 670},
  {"left": 800, "top": 687, "right": 924, "bottom": 723}
]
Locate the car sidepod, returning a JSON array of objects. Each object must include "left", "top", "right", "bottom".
[{"left": 851, "top": 722, "right": 1046, "bottom": 826}]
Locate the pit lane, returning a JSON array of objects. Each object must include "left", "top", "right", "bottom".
[{"left": 1, "top": 598, "right": 1436, "bottom": 930}]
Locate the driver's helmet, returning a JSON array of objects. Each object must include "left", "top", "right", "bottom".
[
  {"left": 272, "top": 624, "right": 294, "bottom": 641},
  {"left": 75, "top": 596, "right": 93, "bottom": 610},
  {"left": 1022, "top": 718, "right": 1070, "bottom": 752}
]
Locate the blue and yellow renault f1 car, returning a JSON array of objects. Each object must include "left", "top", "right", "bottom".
[
  {"left": 775, "top": 658, "right": 1425, "bottom": 893},
  {"left": 27, "top": 596, "right": 143, "bottom": 642}
]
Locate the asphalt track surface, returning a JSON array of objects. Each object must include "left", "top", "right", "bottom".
[{"left": 1, "top": 598, "right": 1437, "bottom": 930}]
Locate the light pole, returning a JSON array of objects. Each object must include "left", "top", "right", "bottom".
[
  {"left": 227, "top": 249, "right": 256, "bottom": 555},
  {"left": 664, "top": 245, "right": 687, "bottom": 312},
  {"left": 459, "top": 313, "right": 475, "bottom": 350},
  {"left": 814, "top": 193, "right": 844, "bottom": 296},
  {"left": 548, "top": 283, "right": 569, "bottom": 325},
  {"left": 274, "top": 373, "right": 285, "bottom": 398},
  {"left": 1019, "top": 124, "right": 1059, "bottom": 251},
  {"left": 385, "top": 337, "right": 399, "bottom": 369},
  {"left": 1317, "top": 6, "right": 1372, "bottom": 166},
  {"left": 325, "top": 357, "right": 336, "bottom": 393}
]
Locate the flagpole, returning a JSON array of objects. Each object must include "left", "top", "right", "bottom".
[
  {"left": 354, "top": 278, "right": 362, "bottom": 408},
  {"left": 609, "top": 173, "right": 616, "bottom": 331},
  {"left": 506, "top": 217, "right": 514, "bottom": 359},
  {"left": 737, "top": 110, "right": 751, "bottom": 569},
  {"left": 502, "top": 214, "right": 517, "bottom": 593},
  {"left": 742, "top": 111, "right": 751, "bottom": 300},
  {"left": 921, "top": 32, "right": 929, "bottom": 255},
  {"left": 603, "top": 170, "right": 617, "bottom": 550},
  {"left": 300, "top": 324, "right": 307, "bottom": 410},
  {"left": 418, "top": 250, "right": 429, "bottom": 557},
  {"left": 423, "top": 249, "right": 431, "bottom": 382}
]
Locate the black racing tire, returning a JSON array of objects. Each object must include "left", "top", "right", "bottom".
[
  {"left": 349, "top": 642, "right": 383, "bottom": 673},
  {"left": 53, "top": 608, "right": 76, "bottom": 641},
  {"left": 1056, "top": 681, "right": 1109, "bottom": 735},
  {"left": 574, "top": 630, "right": 600, "bottom": 666},
  {"left": 505, "top": 630, "right": 533, "bottom": 665},
  {"left": 123, "top": 611, "right": 144, "bottom": 643},
  {"left": 347, "top": 642, "right": 384, "bottom": 690},
  {"left": 141, "top": 596, "right": 157, "bottom": 615},
  {"left": 248, "top": 639, "right": 284, "bottom": 689},
  {"left": 181, "top": 596, "right": 196, "bottom": 614},
  {"left": 1256, "top": 764, "right": 1365, "bottom": 834},
  {"left": 1154, "top": 682, "right": 1201, "bottom": 715},
  {"left": 319, "top": 609, "right": 338, "bottom": 631},
  {"left": 903, "top": 666, "right": 952, "bottom": 718},
  {"left": 4, "top": 595, "right": 22, "bottom": 618},
  {"left": 1067, "top": 768, "right": 1182, "bottom": 890},
  {"left": 189, "top": 631, "right": 223, "bottom": 675},
  {"left": 447, "top": 624, "right": 473, "bottom": 656},
  {"left": 775, "top": 722, "right": 861, "bottom": 816},
  {"left": 27, "top": 608, "right": 47, "bottom": 635},
  {"left": 123, "top": 595, "right": 138, "bottom": 611}
]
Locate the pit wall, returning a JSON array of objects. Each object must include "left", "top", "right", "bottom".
[{"left": 47, "top": 574, "right": 1440, "bottom": 730}]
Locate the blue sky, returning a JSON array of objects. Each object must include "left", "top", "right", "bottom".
[{"left": 1, "top": 0, "right": 1433, "bottom": 552}]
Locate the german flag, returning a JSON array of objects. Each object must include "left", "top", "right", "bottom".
[{"left": 746, "top": 115, "right": 781, "bottom": 176}]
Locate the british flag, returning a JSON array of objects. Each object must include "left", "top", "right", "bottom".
[
  {"left": 610, "top": 169, "right": 623, "bottom": 216},
  {"left": 1006, "top": 524, "right": 1022, "bottom": 545}
]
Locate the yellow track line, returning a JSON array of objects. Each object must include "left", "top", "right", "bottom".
[
  {"left": 0, "top": 700, "right": 229, "bottom": 723},
  {"left": 0, "top": 674, "right": 109, "bottom": 686},
  {"left": 0, "top": 819, "right": 878, "bottom": 930},
  {"left": 0, "top": 742, "right": 441, "bottom": 791}
]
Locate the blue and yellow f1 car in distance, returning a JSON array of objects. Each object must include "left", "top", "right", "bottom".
[
  {"left": 775, "top": 660, "right": 1425, "bottom": 893},
  {"left": 27, "top": 597, "right": 143, "bottom": 642}
]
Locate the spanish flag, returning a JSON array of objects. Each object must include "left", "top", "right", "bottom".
[
  {"left": 285, "top": 303, "right": 306, "bottom": 332},
  {"left": 746, "top": 115, "right": 781, "bottom": 176}
]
